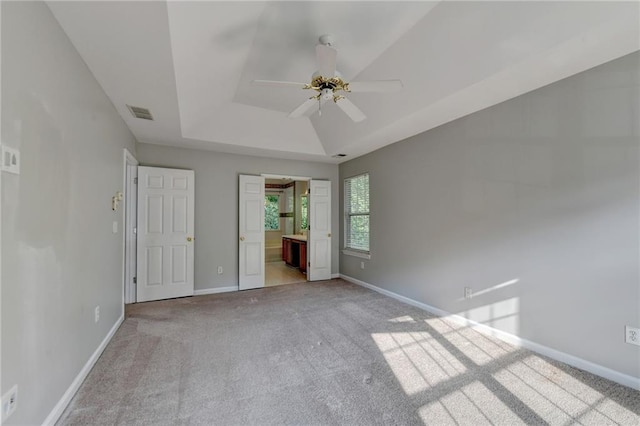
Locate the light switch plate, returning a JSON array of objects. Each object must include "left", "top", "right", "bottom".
[{"left": 1, "top": 146, "right": 20, "bottom": 174}]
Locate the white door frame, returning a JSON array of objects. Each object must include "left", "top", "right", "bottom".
[
  {"left": 122, "top": 148, "right": 138, "bottom": 304},
  {"left": 259, "top": 174, "right": 333, "bottom": 283},
  {"left": 261, "top": 173, "right": 311, "bottom": 181}
]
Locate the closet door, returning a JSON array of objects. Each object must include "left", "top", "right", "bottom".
[
  {"left": 239, "top": 174, "right": 265, "bottom": 290},
  {"left": 308, "top": 180, "right": 331, "bottom": 281},
  {"left": 137, "top": 166, "right": 195, "bottom": 302}
]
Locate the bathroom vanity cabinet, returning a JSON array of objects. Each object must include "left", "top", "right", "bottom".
[{"left": 282, "top": 235, "right": 307, "bottom": 273}]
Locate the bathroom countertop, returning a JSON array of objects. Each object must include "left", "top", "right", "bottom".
[{"left": 282, "top": 234, "right": 307, "bottom": 242}]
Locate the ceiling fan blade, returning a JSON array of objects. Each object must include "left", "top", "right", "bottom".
[
  {"left": 347, "top": 80, "right": 403, "bottom": 93},
  {"left": 252, "top": 80, "right": 308, "bottom": 89},
  {"left": 288, "top": 98, "right": 318, "bottom": 118},
  {"left": 316, "top": 44, "right": 337, "bottom": 77},
  {"left": 335, "top": 97, "right": 366, "bottom": 122}
]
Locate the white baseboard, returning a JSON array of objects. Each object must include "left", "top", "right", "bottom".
[
  {"left": 331, "top": 273, "right": 340, "bottom": 279},
  {"left": 340, "top": 274, "right": 640, "bottom": 391},
  {"left": 43, "top": 314, "right": 125, "bottom": 425},
  {"left": 194, "top": 286, "right": 238, "bottom": 296}
]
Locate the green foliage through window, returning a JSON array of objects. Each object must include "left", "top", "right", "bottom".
[
  {"left": 301, "top": 196, "right": 308, "bottom": 230},
  {"left": 265, "top": 195, "right": 280, "bottom": 230}
]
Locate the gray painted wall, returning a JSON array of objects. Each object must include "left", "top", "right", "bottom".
[
  {"left": 340, "top": 52, "right": 640, "bottom": 379},
  {"left": 137, "top": 144, "right": 339, "bottom": 291},
  {"left": 1, "top": 2, "right": 137, "bottom": 424}
]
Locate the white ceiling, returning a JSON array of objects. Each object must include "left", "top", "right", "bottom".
[{"left": 47, "top": 1, "right": 639, "bottom": 164}]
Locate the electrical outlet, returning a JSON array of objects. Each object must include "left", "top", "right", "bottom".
[
  {"left": 94, "top": 305, "right": 100, "bottom": 323},
  {"left": 464, "top": 287, "right": 473, "bottom": 299},
  {"left": 2, "top": 385, "right": 18, "bottom": 421},
  {"left": 625, "top": 326, "right": 640, "bottom": 346},
  {"left": 217, "top": 266, "right": 223, "bottom": 275},
  {"left": 360, "top": 261, "right": 365, "bottom": 270}
]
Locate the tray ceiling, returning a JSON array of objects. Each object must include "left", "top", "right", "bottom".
[{"left": 47, "top": 1, "right": 639, "bottom": 163}]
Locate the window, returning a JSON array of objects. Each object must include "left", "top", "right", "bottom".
[
  {"left": 344, "top": 173, "right": 370, "bottom": 253},
  {"left": 264, "top": 194, "right": 280, "bottom": 230}
]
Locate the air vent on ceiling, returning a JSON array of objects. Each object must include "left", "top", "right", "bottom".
[{"left": 126, "top": 105, "right": 154, "bottom": 121}]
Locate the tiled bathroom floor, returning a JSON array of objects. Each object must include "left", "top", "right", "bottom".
[{"left": 265, "top": 261, "right": 306, "bottom": 287}]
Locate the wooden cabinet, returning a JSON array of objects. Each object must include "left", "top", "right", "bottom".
[
  {"left": 283, "top": 238, "right": 292, "bottom": 265},
  {"left": 299, "top": 241, "right": 307, "bottom": 273},
  {"left": 282, "top": 236, "right": 307, "bottom": 274}
]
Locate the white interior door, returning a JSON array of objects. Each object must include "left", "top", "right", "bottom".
[
  {"left": 239, "top": 174, "right": 265, "bottom": 290},
  {"left": 137, "top": 166, "right": 195, "bottom": 302},
  {"left": 308, "top": 180, "right": 332, "bottom": 281}
]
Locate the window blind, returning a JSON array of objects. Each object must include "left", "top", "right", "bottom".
[{"left": 345, "top": 173, "right": 370, "bottom": 252}]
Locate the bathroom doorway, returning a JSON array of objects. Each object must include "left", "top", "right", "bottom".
[{"left": 264, "top": 177, "right": 308, "bottom": 287}]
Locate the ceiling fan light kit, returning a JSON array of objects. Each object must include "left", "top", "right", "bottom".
[{"left": 252, "top": 34, "right": 402, "bottom": 123}]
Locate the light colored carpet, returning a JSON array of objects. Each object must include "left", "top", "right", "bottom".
[{"left": 58, "top": 279, "right": 640, "bottom": 425}]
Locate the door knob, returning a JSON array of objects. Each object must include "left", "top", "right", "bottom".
[
  {"left": 240, "top": 236, "right": 245, "bottom": 241},
  {"left": 187, "top": 237, "right": 194, "bottom": 242},
  {"left": 327, "top": 233, "right": 331, "bottom": 237}
]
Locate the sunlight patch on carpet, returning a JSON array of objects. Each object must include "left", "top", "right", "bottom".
[
  {"left": 426, "top": 317, "right": 517, "bottom": 365},
  {"left": 494, "top": 354, "right": 638, "bottom": 424},
  {"left": 418, "top": 381, "right": 525, "bottom": 425},
  {"left": 388, "top": 315, "right": 416, "bottom": 323},
  {"left": 372, "top": 332, "right": 466, "bottom": 395}
]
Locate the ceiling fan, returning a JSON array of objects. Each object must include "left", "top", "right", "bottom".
[{"left": 252, "top": 34, "right": 403, "bottom": 123}]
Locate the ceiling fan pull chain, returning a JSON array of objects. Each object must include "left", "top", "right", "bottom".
[{"left": 318, "top": 97, "right": 322, "bottom": 116}]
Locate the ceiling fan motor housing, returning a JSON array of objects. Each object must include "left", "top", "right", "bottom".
[
  {"left": 309, "top": 74, "right": 349, "bottom": 91},
  {"left": 318, "top": 34, "right": 335, "bottom": 46}
]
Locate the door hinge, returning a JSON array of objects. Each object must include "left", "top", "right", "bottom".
[
  {"left": 133, "top": 277, "right": 137, "bottom": 284},
  {"left": 133, "top": 177, "right": 138, "bottom": 184},
  {"left": 133, "top": 227, "right": 137, "bottom": 234}
]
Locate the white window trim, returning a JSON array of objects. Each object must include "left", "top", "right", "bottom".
[
  {"left": 344, "top": 172, "right": 370, "bottom": 255},
  {"left": 342, "top": 249, "right": 371, "bottom": 259}
]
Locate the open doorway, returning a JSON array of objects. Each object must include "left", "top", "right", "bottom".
[
  {"left": 239, "top": 174, "right": 331, "bottom": 290},
  {"left": 264, "top": 178, "right": 308, "bottom": 287}
]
